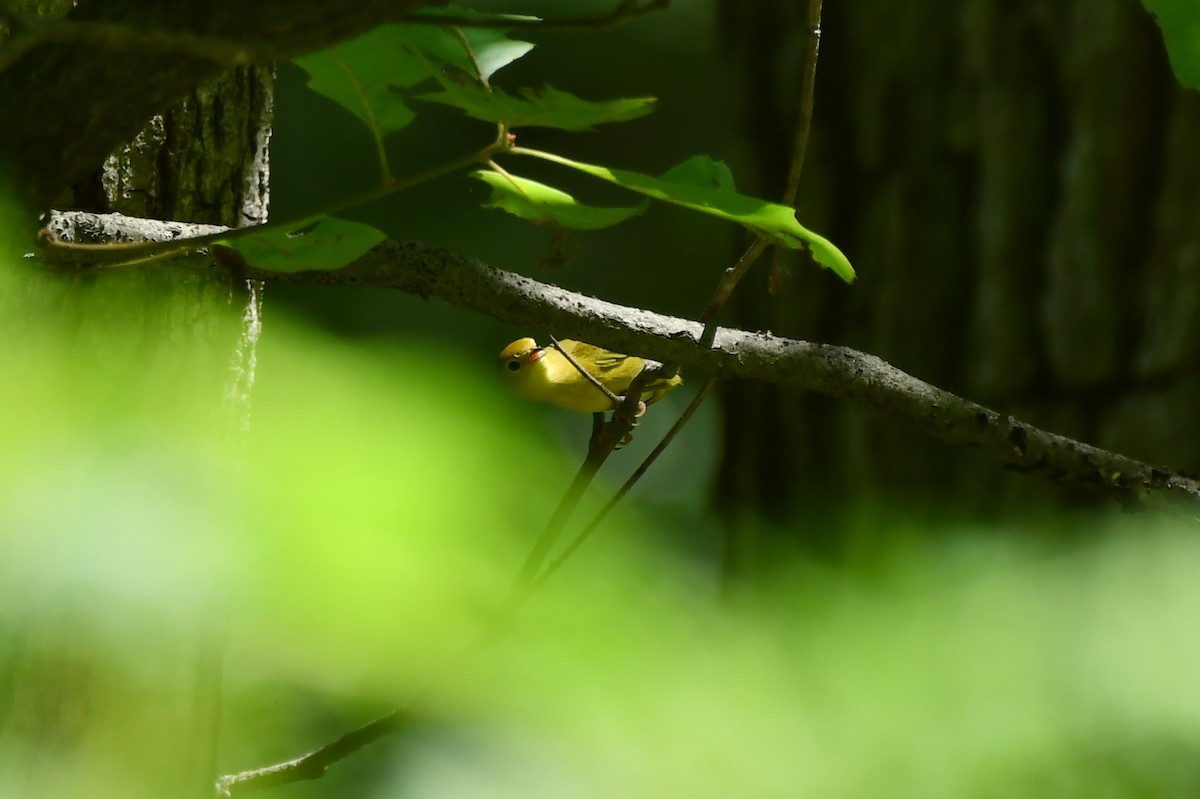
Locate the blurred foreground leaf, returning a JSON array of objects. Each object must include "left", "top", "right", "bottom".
[
  {"left": 430, "top": 523, "right": 1200, "bottom": 799},
  {"left": 0, "top": 314, "right": 565, "bottom": 798},
  {"left": 2, "top": 238, "right": 1198, "bottom": 798}
]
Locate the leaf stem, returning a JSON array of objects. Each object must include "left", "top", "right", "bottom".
[
  {"left": 331, "top": 49, "right": 392, "bottom": 183},
  {"left": 782, "top": 1, "right": 823, "bottom": 207},
  {"left": 40, "top": 140, "right": 503, "bottom": 268}
]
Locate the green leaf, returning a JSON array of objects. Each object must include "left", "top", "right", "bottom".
[
  {"left": 421, "top": 84, "right": 656, "bottom": 131},
  {"left": 293, "top": 25, "right": 433, "bottom": 140},
  {"left": 1144, "top": 0, "right": 1200, "bottom": 90},
  {"left": 661, "top": 156, "right": 737, "bottom": 191},
  {"left": 462, "top": 31, "right": 537, "bottom": 83},
  {"left": 471, "top": 170, "right": 648, "bottom": 229},
  {"left": 293, "top": 12, "right": 537, "bottom": 136},
  {"left": 514, "top": 151, "right": 856, "bottom": 282},
  {"left": 400, "top": 11, "right": 536, "bottom": 83},
  {"left": 223, "top": 216, "right": 386, "bottom": 273}
]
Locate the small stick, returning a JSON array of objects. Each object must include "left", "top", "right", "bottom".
[
  {"left": 546, "top": 334, "right": 623, "bottom": 409},
  {"left": 534, "top": 377, "right": 717, "bottom": 588}
]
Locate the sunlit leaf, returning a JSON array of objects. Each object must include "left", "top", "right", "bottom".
[
  {"left": 465, "top": 32, "right": 537, "bottom": 83},
  {"left": 1143, "top": 0, "right": 1200, "bottom": 89},
  {"left": 514, "top": 150, "right": 856, "bottom": 282},
  {"left": 422, "top": 84, "right": 656, "bottom": 131},
  {"left": 223, "top": 216, "right": 385, "bottom": 272},
  {"left": 471, "top": 170, "right": 648, "bottom": 229},
  {"left": 402, "top": 7, "right": 537, "bottom": 83}
]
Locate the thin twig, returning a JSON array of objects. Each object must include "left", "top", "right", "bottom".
[
  {"left": 534, "top": 377, "right": 718, "bottom": 589},
  {"left": 699, "top": 237, "right": 772, "bottom": 337},
  {"left": 773, "top": 0, "right": 824, "bottom": 292},
  {"left": 508, "top": 453, "right": 604, "bottom": 597},
  {"left": 217, "top": 708, "right": 409, "bottom": 795},
  {"left": 217, "top": 601, "right": 514, "bottom": 795},
  {"left": 39, "top": 139, "right": 504, "bottom": 268},
  {"left": 546, "top": 335, "right": 623, "bottom": 408},
  {"left": 402, "top": 0, "right": 671, "bottom": 32},
  {"left": 781, "top": 1, "right": 823, "bottom": 207},
  {"left": 505, "top": 337, "right": 632, "bottom": 595},
  {"left": 452, "top": 27, "right": 490, "bottom": 89}
]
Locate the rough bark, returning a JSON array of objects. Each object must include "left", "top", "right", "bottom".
[
  {"left": 69, "top": 66, "right": 274, "bottom": 227},
  {"left": 0, "top": 0, "right": 437, "bottom": 205}
]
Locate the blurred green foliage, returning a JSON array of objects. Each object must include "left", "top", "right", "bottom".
[
  {"left": 1, "top": 264, "right": 1199, "bottom": 796},
  {"left": 0, "top": 292, "right": 566, "bottom": 795}
]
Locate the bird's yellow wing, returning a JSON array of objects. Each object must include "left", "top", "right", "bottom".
[{"left": 558, "top": 340, "right": 634, "bottom": 378}]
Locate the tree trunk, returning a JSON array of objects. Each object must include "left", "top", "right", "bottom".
[
  {"left": 715, "top": 0, "right": 1200, "bottom": 552},
  {"left": 69, "top": 67, "right": 273, "bottom": 228},
  {"left": 0, "top": 52, "right": 272, "bottom": 797}
]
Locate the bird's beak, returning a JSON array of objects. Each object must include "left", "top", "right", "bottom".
[{"left": 528, "top": 347, "right": 545, "bottom": 363}]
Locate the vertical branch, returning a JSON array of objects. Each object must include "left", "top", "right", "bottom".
[
  {"left": 782, "top": 0, "right": 823, "bottom": 206},
  {"left": 699, "top": 237, "right": 772, "bottom": 337},
  {"left": 699, "top": 4, "right": 824, "bottom": 333},
  {"left": 772, "top": 0, "right": 824, "bottom": 293}
]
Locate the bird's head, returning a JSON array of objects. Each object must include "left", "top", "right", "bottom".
[{"left": 497, "top": 337, "right": 546, "bottom": 389}]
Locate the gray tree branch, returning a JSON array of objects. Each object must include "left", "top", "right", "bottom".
[{"left": 44, "top": 211, "right": 1200, "bottom": 505}]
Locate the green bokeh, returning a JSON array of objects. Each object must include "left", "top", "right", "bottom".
[{"left": 2, "top": 296, "right": 1200, "bottom": 796}]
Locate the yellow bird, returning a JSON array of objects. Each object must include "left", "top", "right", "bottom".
[{"left": 497, "top": 337, "right": 682, "bottom": 413}]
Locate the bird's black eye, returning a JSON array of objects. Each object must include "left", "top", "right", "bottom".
[{"left": 506, "top": 360, "right": 521, "bottom": 372}]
